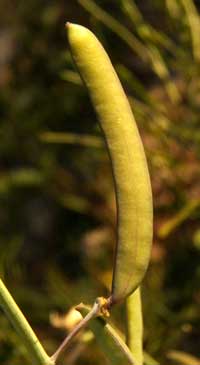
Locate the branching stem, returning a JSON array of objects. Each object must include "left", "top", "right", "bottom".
[{"left": 51, "top": 298, "right": 105, "bottom": 362}]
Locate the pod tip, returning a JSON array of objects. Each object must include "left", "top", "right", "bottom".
[
  {"left": 65, "top": 21, "right": 71, "bottom": 29},
  {"left": 65, "top": 21, "right": 82, "bottom": 29},
  {"left": 66, "top": 22, "right": 93, "bottom": 47}
]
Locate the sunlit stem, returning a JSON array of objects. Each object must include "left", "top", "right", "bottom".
[
  {"left": 126, "top": 288, "right": 143, "bottom": 365},
  {"left": 0, "top": 278, "right": 53, "bottom": 365}
]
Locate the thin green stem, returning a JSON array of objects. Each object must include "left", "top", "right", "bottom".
[
  {"left": 0, "top": 278, "right": 53, "bottom": 365},
  {"left": 126, "top": 288, "right": 143, "bottom": 365},
  {"left": 78, "top": 303, "right": 135, "bottom": 365},
  {"left": 39, "top": 131, "right": 104, "bottom": 148},
  {"left": 180, "top": 0, "right": 200, "bottom": 62}
]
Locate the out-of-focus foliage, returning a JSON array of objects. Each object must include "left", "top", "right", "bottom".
[{"left": 0, "top": 1, "right": 200, "bottom": 364}]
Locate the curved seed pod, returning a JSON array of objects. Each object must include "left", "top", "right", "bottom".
[{"left": 67, "top": 23, "right": 153, "bottom": 304}]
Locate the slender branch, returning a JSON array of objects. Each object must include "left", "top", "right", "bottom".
[
  {"left": 78, "top": 303, "right": 135, "bottom": 365},
  {"left": 51, "top": 300, "right": 101, "bottom": 362},
  {"left": 0, "top": 278, "right": 53, "bottom": 365}
]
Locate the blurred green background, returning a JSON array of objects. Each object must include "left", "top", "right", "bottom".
[{"left": 0, "top": 1, "right": 200, "bottom": 364}]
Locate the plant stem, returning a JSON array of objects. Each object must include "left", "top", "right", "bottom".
[
  {"left": 0, "top": 278, "right": 53, "bottom": 365},
  {"left": 126, "top": 288, "right": 143, "bottom": 365},
  {"left": 51, "top": 300, "right": 101, "bottom": 362},
  {"left": 78, "top": 303, "right": 135, "bottom": 365},
  {"left": 39, "top": 131, "right": 104, "bottom": 148}
]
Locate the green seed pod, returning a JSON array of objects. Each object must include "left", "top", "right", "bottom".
[{"left": 67, "top": 23, "right": 153, "bottom": 304}]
